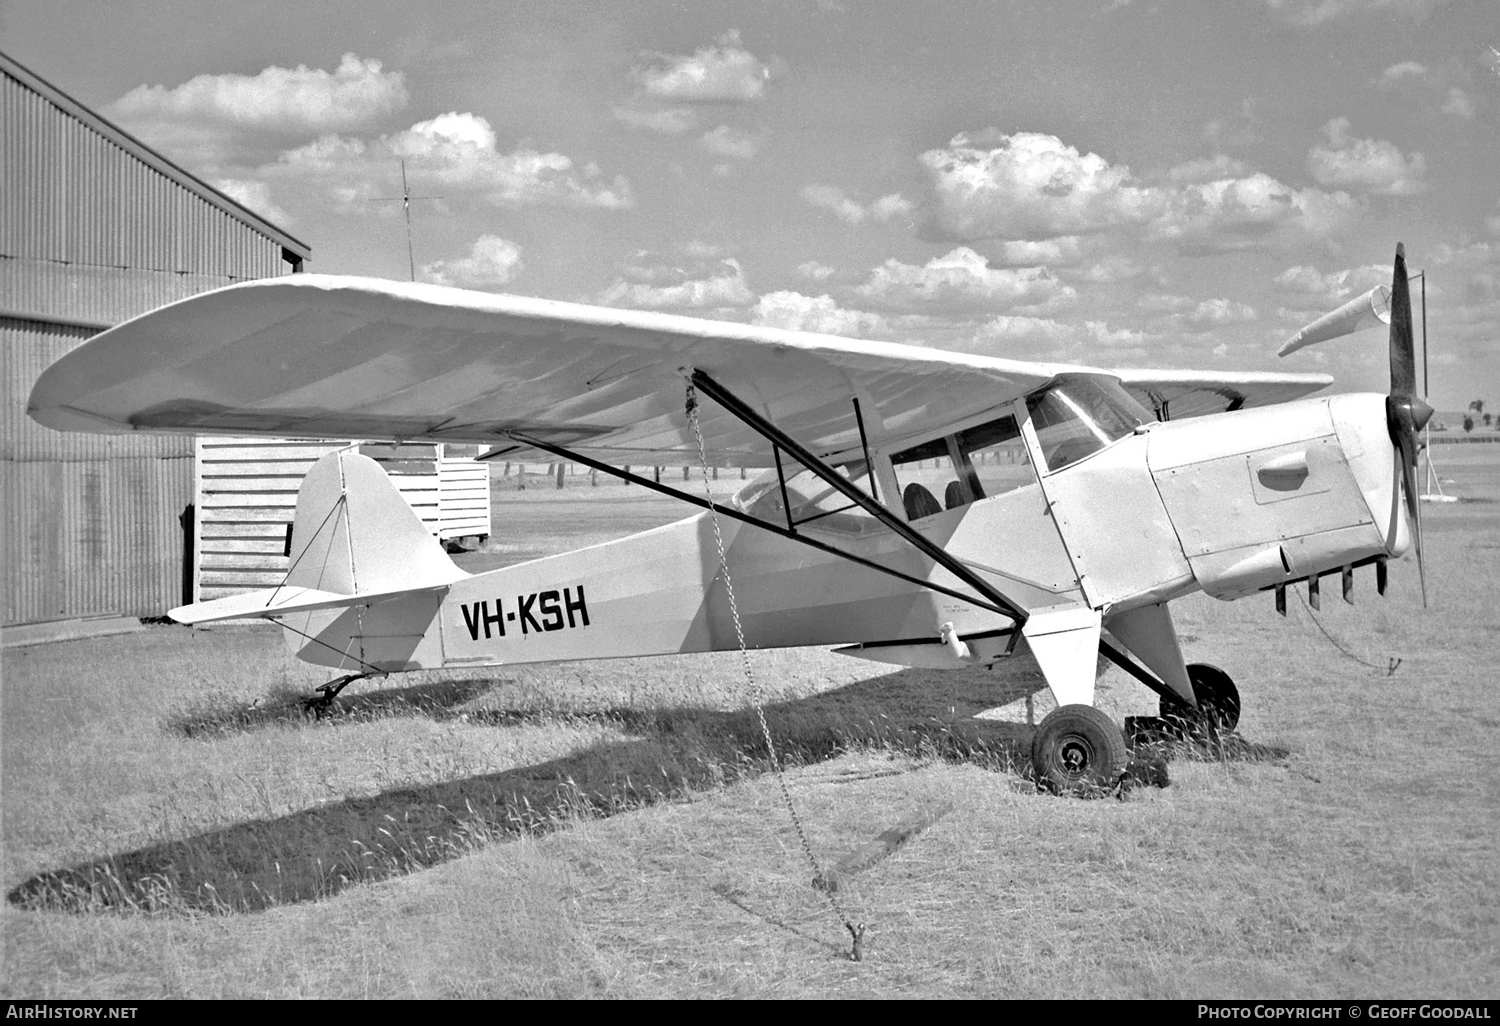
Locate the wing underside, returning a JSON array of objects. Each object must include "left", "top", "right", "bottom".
[
  {"left": 28, "top": 274, "right": 1334, "bottom": 463},
  {"left": 29, "top": 275, "right": 1063, "bottom": 468}
]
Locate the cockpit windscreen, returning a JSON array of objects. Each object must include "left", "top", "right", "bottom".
[{"left": 1027, "top": 374, "right": 1150, "bottom": 472}]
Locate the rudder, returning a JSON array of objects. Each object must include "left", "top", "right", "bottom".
[{"left": 287, "top": 450, "right": 466, "bottom": 595}]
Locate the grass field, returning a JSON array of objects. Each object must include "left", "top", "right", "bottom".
[{"left": 2, "top": 450, "right": 1497, "bottom": 998}]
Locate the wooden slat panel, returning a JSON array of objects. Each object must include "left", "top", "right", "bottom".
[
  {"left": 199, "top": 507, "right": 298, "bottom": 522},
  {"left": 199, "top": 538, "right": 287, "bottom": 554},
  {"left": 199, "top": 523, "right": 289, "bottom": 538},
  {"left": 199, "top": 570, "right": 287, "bottom": 587},
  {"left": 197, "top": 552, "right": 294, "bottom": 570},
  {"left": 200, "top": 462, "right": 321, "bottom": 476},
  {"left": 201, "top": 492, "right": 299, "bottom": 508},
  {"left": 200, "top": 477, "right": 306, "bottom": 491},
  {"left": 200, "top": 444, "right": 348, "bottom": 461}
]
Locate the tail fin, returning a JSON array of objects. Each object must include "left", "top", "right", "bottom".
[
  {"left": 286, "top": 450, "right": 464, "bottom": 595},
  {"left": 170, "top": 450, "right": 465, "bottom": 625}
]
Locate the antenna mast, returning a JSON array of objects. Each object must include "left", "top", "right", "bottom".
[
  {"left": 401, "top": 160, "right": 415, "bottom": 282},
  {"left": 370, "top": 160, "right": 441, "bottom": 282}
]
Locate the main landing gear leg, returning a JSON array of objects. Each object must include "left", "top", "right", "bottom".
[{"left": 304, "top": 672, "right": 375, "bottom": 715}]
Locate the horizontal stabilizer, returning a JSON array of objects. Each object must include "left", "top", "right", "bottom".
[{"left": 169, "top": 583, "right": 452, "bottom": 625}]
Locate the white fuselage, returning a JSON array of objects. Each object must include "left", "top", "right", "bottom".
[{"left": 286, "top": 392, "right": 1405, "bottom": 675}]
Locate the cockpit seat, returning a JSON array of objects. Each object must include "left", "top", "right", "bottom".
[
  {"left": 903, "top": 482, "right": 943, "bottom": 520},
  {"left": 944, "top": 481, "right": 966, "bottom": 510}
]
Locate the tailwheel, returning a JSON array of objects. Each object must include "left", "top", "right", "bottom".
[
  {"left": 303, "top": 672, "right": 372, "bottom": 716},
  {"left": 1031, "top": 704, "right": 1127, "bottom": 796},
  {"left": 1160, "top": 663, "right": 1241, "bottom": 736}
]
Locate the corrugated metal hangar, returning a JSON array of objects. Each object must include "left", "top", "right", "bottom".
[
  {"left": 3, "top": 51, "right": 491, "bottom": 630},
  {"left": 2, "top": 50, "right": 312, "bottom": 627}
]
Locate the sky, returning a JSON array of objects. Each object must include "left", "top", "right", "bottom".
[{"left": 5, "top": 0, "right": 1498, "bottom": 408}]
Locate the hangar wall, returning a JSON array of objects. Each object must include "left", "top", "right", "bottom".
[{"left": 1, "top": 51, "right": 311, "bottom": 626}]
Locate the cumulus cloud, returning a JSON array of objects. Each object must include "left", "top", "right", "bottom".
[
  {"left": 973, "top": 315, "right": 1076, "bottom": 347},
  {"left": 274, "top": 112, "right": 633, "bottom": 211},
  {"left": 853, "top": 246, "right": 1077, "bottom": 314},
  {"left": 598, "top": 251, "right": 753, "bottom": 309},
  {"left": 212, "top": 178, "right": 292, "bottom": 225},
  {"left": 1374, "top": 60, "right": 1478, "bottom": 118},
  {"left": 1265, "top": 0, "right": 1455, "bottom": 27},
  {"left": 1069, "top": 255, "right": 1147, "bottom": 283},
  {"left": 800, "top": 185, "right": 915, "bottom": 226},
  {"left": 611, "top": 104, "right": 698, "bottom": 133},
  {"left": 1274, "top": 265, "right": 1355, "bottom": 302},
  {"left": 107, "top": 53, "right": 408, "bottom": 134},
  {"left": 989, "top": 237, "right": 1081, "bottom": 266},
  {"left": 1137, "top": 292, "right": 1197, "bottom": 314},
  {"left": 920, "top": 130, "right": 1161, "bottom": 241},
  {"left": 634, "top": 31, "right": 771, "bottom": 103},
  {"left": 752, "top": 291, "right": 886, "bottom": 336},
  {"left": 1083, "top": 320, "right": 1148, "bottom": 347},
  {"left": 1307, "top": 118, "right": 1426, "bottom": 195},
  {"left": 924, "top": 126, "right": 1360, "bottom": 255},
  {"left": 797, "top": 261, "right": 835, "bottom": 281},
  {"left": 1376, "top": 60, "right": 1429, "bottom": 86},
  {"left": 1166, "top": 155, "right": 1253, "bottom": 184},
  {"left": 1188, "top": 298, "right": 1258, "bottom": 325},
  {"left": 1442, "top": 88, "right": 1475, "bottom": 118},
  {"left": 420, "top": 235, "right": 523, "bottom": 289},
  {"left": 1150, "top": 172, "right": 1359, "bottom": 253},
  {"left": 700, "top": 125, "right": 757, "bottom": 159}
]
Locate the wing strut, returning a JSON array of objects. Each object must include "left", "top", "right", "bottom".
[
  {"left": 497, "top": 372, "right": 1033, "bottom": 626},
  {"left": 499, "top": 431, "right": 1011, "bottom": 617},
  {"left": 688, "top": 369, "right": 1030, "bottom": 627}
]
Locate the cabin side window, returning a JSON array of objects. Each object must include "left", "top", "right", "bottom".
[
  {"left": 889, "top": 412, "right": 1027, "bottom": 520},
  {"left": 956, "top": 414, "right": 1029, "bottom": 498},
  {"left": 889, "top": 437, "right": 954, "bottom": 520}
]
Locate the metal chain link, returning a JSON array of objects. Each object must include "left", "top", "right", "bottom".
[{"left": 684, "top": 381, "right": 866, "bottom": 960}]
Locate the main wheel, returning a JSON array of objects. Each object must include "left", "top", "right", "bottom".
[
  {"left": 1031, "top": 704, "right": 1127, "bottom": 795},
  {"left": 1159, "top": 663, "right": 1241, "bottom": 734}
]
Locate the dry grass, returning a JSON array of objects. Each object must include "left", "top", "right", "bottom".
[{"left": 2, "top": 448, "right": 1497, "bottom": 997}]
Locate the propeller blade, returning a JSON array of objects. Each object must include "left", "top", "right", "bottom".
[
  {"left": 1385, "top": 243, "right": 1430, "bottom": 608},
  {"left": 1395, "top": 422, "right": 1428, "bottom": 608},
  {"left": 1389, "top": 243, "right": 1416, "bottom": 397}
]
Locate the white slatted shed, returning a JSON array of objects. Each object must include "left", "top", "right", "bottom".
[{"left": 194, "top": 438, "right": 490, "bottom": 602}]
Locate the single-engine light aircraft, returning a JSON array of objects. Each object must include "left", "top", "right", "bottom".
[{"left": 27, "top": 245, "right": 1431, "bottom": 792}]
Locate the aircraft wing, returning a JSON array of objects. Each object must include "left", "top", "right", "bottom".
[
  {"left": 1111, "top": 368, "right": 1333, "bottom": 421},
  {"left": 28, "top": 274, "right": 1068, "bottom": 469}
]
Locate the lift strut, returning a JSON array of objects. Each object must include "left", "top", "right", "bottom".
[
  {"left": 498, "top": 369, "right": 1030, "bottom": 626},
  {"left": 688, "top": 369, "right": 1030, "bottom": 627}
]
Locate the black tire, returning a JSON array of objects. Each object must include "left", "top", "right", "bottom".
[
  {"left": 1159, "top": 663, "right": 1241, "bottom": 734},
  {"left": 1031, "top": 704, "right": 1127, "bottom": 795}
]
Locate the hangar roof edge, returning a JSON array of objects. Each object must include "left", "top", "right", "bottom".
[{"left": 0, "top": 49, "right": 312, "bottom": 264}]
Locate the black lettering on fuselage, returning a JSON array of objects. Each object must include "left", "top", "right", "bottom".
[
  {"left": 517, "top": 592, "right": 541, "bottom": 635},
  {"left": 538, "top": 590, "right": 563, "bottom": 631},
  {"left": 565, "top": 585, "right": 588, "bottom": 627},
  {"left": 462, "top": 599, "right": 507, "bottom": 641},
  {"left": 463, "top": 586, "right": 591, "bottom": 642}
]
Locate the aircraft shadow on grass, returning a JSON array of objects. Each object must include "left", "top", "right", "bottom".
[{"left": 9, "top": 666, "right": 1286, "bottom": 917}]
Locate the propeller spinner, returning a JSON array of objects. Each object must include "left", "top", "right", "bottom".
[{"left": 1384, "top": 243, "right": 1433, "bottom": 606}]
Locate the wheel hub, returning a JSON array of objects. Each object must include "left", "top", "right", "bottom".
[{"left": 1058, "top": 736, "right": 1092, "bottom": 776}]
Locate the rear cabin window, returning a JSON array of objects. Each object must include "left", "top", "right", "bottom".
[{"left": 734, "top": 460, "right": 879, "bottom": 533}]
